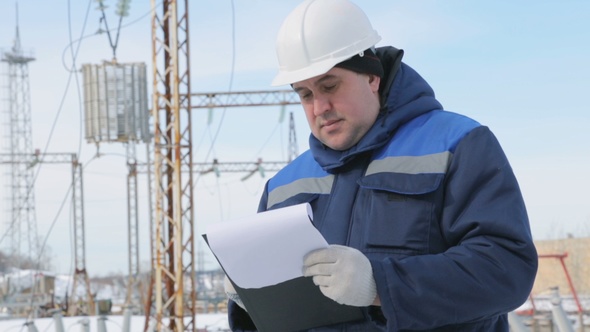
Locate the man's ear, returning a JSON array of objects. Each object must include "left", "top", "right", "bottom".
[{"left": 368, "top": 74, "right": 381, "bottom": 93}]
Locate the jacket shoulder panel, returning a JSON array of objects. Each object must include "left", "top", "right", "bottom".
[
  {"left": 363, "top": 110, "right": 480, "bottom": 195},
  {"left": 266, "top": 150, "right": 333, "bottom": 209},
  {"left": 377, "top": 110, "right": 481, "bottom": 158}
]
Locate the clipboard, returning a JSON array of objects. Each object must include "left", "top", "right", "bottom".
[{"left": 202, "top": 203, "right": 365, "bottom": 331}]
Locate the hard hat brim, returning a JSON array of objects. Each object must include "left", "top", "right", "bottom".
[
  {"left": 271, "top": 34, "right": 381, "bottom": 86},
  {"left": 271, "top": 57, "right": 347, "bottom": 86}
]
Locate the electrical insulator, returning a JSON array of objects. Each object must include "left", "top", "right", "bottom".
[{"left": 116, "top": 0, "right": 131, "bottom": 17}]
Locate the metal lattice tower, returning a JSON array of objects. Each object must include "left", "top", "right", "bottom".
[
  {"left": 1, "top": 7, "right": 39, "bottom": 265},
  {"left": 149, "top": 0, "right": 196, "bottom": 331},
  {"left": 0, "top": 152, "right": 95, "bottom": 316},
  {"left": 144, "top": 0, "right": 301, "bottom": 328},
  {"left": 66, "top": 157, "right": 96, "bottom": 317}
]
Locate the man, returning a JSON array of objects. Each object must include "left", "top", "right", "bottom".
[{"left": 226, "top": 0, "right": 538, "bottom": 330}]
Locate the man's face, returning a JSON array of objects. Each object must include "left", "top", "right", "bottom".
[{"left": 292, "top": 67, "right": 381, "bottom": 151}]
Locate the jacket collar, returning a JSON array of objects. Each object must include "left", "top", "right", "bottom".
[{"left": 310, "top": 47, "right": 443, "bottom": 171}]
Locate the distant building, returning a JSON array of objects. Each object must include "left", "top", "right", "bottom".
[{"left": 532, "top": 237, "right": 590, "bottom": 297}]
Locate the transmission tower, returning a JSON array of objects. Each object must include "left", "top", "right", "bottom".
[
  {"left": 145, "top": 1, "right": 302, "bottom": 330},
  {"left": 0, "top": 152, "right": 95, "bottom": 317},
  {"left": 149, "top": 0, "right": 196, "bottom": 331},
  {"left": 0, "top": 5, "right": 39, "bottom": 265},
  {"left": 1, "top": 6, "right": 95, "bottom": 316},
  {"left": 66, "top": 156, "right": 96, "bottom": 317}
]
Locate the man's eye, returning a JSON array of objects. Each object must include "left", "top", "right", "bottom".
[
  {"left": 299, "top": 92, "right": 312, "bottom": 100},
  {"left": 323, "top": 85, "right": 336, "bottom": 92}
]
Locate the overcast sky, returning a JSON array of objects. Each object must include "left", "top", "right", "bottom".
[{"left": 0, "top": 0, "right": 589, "bottom": 276}]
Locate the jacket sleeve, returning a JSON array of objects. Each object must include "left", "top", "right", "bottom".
[
  {"left": 227, "top": 300, "right": 257, "bottom": 331},
  {"left": 371, "top": 126, "right": 538, "bottom": 331}
]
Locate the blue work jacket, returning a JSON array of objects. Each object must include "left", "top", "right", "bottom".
[{"left": 228, "top": 47, "right": 538, "bottom": 331}]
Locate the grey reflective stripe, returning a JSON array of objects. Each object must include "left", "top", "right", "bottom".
[
  {"left": 366, "top": 151, "right": 452, "bottom": 175},
  {"left": 267, "top": 175, "right": 335, "bottom": 208}
]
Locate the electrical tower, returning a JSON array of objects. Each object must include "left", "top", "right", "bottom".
[
  {"left": 0, "top": 6, "right": 39, "bottom": 266},
  {"left": 149, "top": 0, "right": 196, "bottom": 331},
  {"left": 0, "top": 152, "right": 95, "bottom": 317},
  {"left": 146, "top": 1, "right": 302, "bottom": 330},
  {"left": 1, "top": 6, "right": 95, "bottom": 317}
]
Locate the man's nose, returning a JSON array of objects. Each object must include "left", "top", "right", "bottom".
[{"left": 313, "top": 95, "right": 331, "bottom": 116}]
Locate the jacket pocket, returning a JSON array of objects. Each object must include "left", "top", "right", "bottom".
[{"left": 358, "top": 172, "right": 443, "bottom": 254}]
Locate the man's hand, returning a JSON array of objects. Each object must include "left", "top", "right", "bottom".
[
  {"left": 224, "top": 275, "right": 247, "bottom": 311},
  {"left": 303, "top": 245, "right": 377, "bottom": 307}
]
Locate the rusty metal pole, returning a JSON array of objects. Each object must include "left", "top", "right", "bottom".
[{"left": 149, "top": 0, "right": 196, "bottom": 330}]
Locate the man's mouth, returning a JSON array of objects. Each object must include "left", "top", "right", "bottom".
[{"left": 321, "top": 119, "right": 341, "bottom": 129}]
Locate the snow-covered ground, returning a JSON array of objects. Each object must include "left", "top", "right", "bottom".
[
  {"left": 0, "top": 268, "right": 125, "bottom": 303},
  {"left": 0, "top": 314, "right": 230, "bottom": 331},
  {"left": 2, "top": 269, "right": 589, "bottom": 331},
  {"left": 0, "top": 268, "right": 230, "bottom": 331}
]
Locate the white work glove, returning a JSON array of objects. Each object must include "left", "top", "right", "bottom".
[
  {"left": 224, "top": 275, "right": 246, "bottom": 311},
  {"left": 303, "top": 244, "right": 377, "bottom": 307}
]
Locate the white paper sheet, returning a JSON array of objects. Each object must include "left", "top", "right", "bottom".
[{"left": 204, "top": 203, "right": 328, "bottom": 289}]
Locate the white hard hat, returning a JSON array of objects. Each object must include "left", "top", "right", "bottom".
[{"left": 271, "top": 0, "right": 382, "bottom": 86}]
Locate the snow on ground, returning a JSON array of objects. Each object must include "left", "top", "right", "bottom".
[
  {"left": 0, "top": 314, "right": 230, "bottom": 331},
  {"left": 0, "top": 269, "right": 230, "bottom": 331}
]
